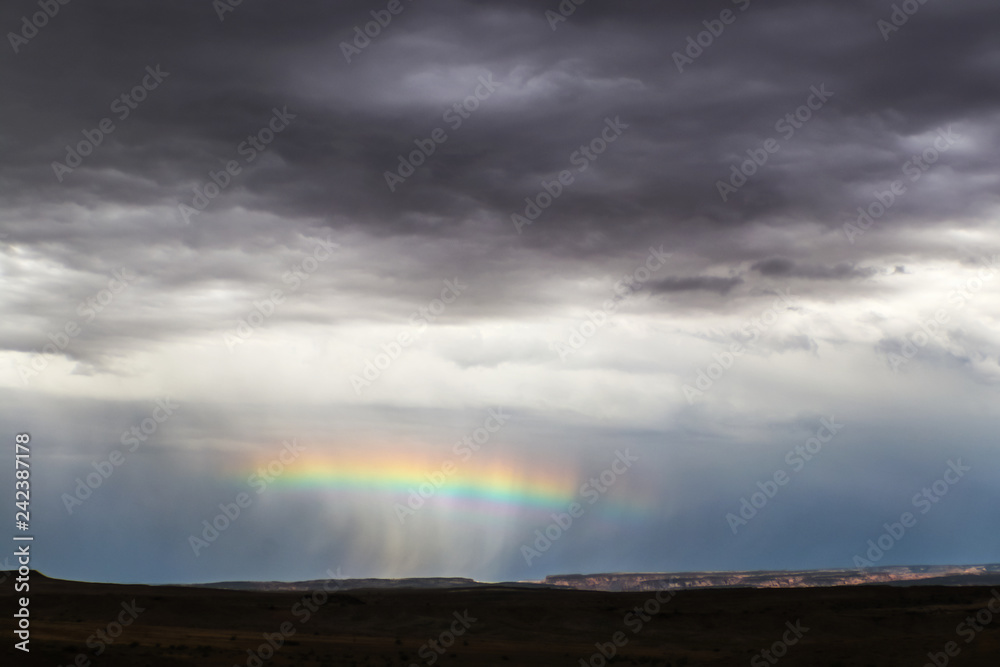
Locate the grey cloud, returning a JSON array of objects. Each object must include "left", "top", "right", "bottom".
[
  {"left": 648, "top": 276, "right": 744, "bottom": 295},
  {"left": 751, "top": 258, "right": 878, "bottom": 280}
]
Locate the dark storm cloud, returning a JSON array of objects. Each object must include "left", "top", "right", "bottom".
[
  {"left": 0, "top": 0, "right": 996, "bottom": 375},
  {"left": 648, "top": 275, "right": 744, "bottom": 295},
  {"left": 751, "top": 258, "right": 878, "bottom": 280},
  {"left": 1, "top": 0, "right": 997, "bottom": 261}
]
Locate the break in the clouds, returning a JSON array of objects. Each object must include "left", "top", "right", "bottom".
[{"left": 0, "top": 0, "right": 998, "bottom": 584}]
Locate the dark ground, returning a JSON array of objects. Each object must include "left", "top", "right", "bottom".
[{"left": 3, "top": 573, "right": 999, "bottom": 666}]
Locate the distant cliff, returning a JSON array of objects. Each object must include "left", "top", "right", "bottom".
[
  {"left": 544, "top": 564, "right": 1000, "bottom": 591},
  {"left": 176, "top": 565, "right": 1000, "bottom": 593}
]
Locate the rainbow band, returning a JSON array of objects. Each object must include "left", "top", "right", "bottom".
[
  {"left": 261, "top": 456, "right": 576, "bottom": 512},
  {"left": 238, "top": 452, "right": 651, "bottom": 521}
]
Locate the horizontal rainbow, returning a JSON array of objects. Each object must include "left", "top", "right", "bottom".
[
  {"left": 253, "top": 453, "right": 576, "bottom": 516},
  {"left": 233, "top": 448, "right": 651, "bottom": 521}
]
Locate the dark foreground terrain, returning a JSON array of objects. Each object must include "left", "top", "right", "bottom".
[{"left": 4, "top": 573, "right": 1000, "bottom": 666}]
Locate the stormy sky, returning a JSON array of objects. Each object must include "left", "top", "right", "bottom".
[{"left": 1, "top": 0, "right": 998, "bottom": 584}]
